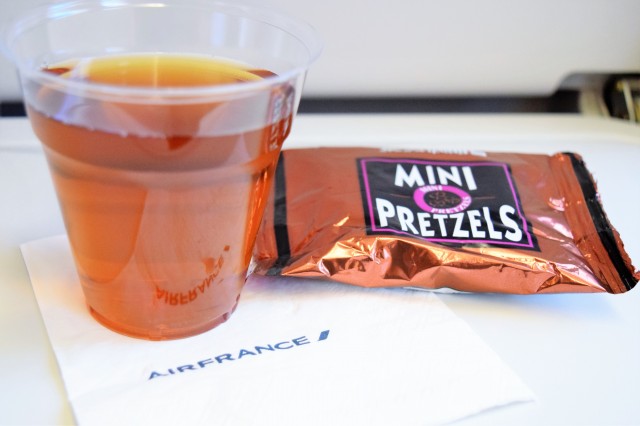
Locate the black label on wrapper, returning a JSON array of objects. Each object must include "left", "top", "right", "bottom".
[{"left": 357, "top": 157, "right": 539, "bottom": 250}]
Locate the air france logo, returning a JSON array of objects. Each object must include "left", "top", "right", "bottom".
[
  {"left": 147, "top": 330, "right": 330, "bottom": 380},
  {"left": 358, "top": 157, "right": 538, "bottom": 249}
]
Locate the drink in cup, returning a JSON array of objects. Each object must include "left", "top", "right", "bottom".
[{"left": 2, "top": 1, "right": 320, "bottom": 340}]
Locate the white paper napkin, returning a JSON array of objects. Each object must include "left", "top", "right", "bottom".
[{"left": 21, "top": 235, "right": 534, "bottom": 425}]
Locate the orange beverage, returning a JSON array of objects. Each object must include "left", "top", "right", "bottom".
[{"left": 27, "top": 54, "right": 293, "bottom": 339}]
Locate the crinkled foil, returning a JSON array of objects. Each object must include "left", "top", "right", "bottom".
[{"left": 252, "top": 148, "right": 638, "bottom": 294}]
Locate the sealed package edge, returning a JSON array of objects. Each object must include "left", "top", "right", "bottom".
[{"left": 252, "top": 148, "right": 639, "bottom": 294}]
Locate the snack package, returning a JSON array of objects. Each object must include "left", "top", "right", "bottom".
[{"left": 252, "top": 148, "right": 638, "bottom": 294}]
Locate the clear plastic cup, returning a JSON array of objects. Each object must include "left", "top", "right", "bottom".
[{"left": 1, "top": 0, "right": 321, "bottom": 340}]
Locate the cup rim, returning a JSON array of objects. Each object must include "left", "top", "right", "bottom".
[{"left": 2, "top": 0, "right": 322, "bottom": 101}]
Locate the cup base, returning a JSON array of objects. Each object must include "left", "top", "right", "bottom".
[{"left": 88, "top": 299, "right": 239, "bottom": 341}]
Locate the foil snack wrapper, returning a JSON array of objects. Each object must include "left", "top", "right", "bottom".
[{"left": 252, "top": 148, "right": 638, "bottom": 294}]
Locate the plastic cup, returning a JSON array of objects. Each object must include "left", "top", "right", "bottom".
[{"left": 1, "top": 0, "right": 321, "bottom": 340}]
